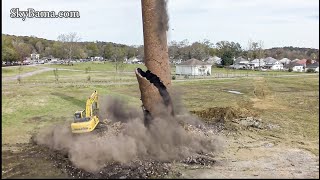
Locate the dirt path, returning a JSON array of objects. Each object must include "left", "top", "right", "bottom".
[
  {"left": 2, "top": 67, "right": 54, "bottom": 82},
  {"left": 175, "top": 134, "right": 319, "bottom": 178}
]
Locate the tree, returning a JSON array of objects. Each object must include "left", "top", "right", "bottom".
[
  {"left": 86, "top": 42, "right": 99, "bottom": 57},
  {"left": 2, "top": 35, "right": 19, "bottom": 63},
  {"left": 2, "top": 46, "right": 18, "bottom": 63},
  {"left": 136, "top": 45, "right": 145, "bottom": 61},
  {"left": 12, "top": 39, "right": 32, "bottom": 62},
  {"left": 52, "top": 42, "right": 65, "bottom": 59},
  {"left": 124, "top": 46, "right": 137, "bottom": 59},
  {"left": 247, "top": 39, "right": 264, "bottom": 68},
  {"left": 111, "top": 47, "right": 126, "bottom": 72},
  {"left": 35, "top": 41, "right": 44, "bottom": 54},
  {"left": 216, "top": 41, "right": 242, "bottom": 66},
  {"left": 57, "top": 32, "right": 81, "bottom": 60},
  {"left": 221, "top": 50, "right": 233, "bottom": 66},
  {"left": 103, "top": 43, "right": 114, "bottom": 60},
  {"left": 189, "top": 41, "right": 210, "bottom": 60}
]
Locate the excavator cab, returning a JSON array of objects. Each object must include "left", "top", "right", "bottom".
[
  {"left": 74, "top": 110, "right": 89, "bottom": 122},
  {"left": 71, "top": 91, "right": 100, "bottom": 133}
]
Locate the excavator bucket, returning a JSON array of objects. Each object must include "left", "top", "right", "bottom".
[{"left": 71, "top": 116, "right": 99, "bottom": 133}]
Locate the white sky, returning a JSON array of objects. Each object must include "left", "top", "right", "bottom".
[{"left": 2, "top": 0, "right": 319, "bottom": 49}]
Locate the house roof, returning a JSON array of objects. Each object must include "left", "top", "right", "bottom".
[
  {"left": 127, "top": 57, "right": 141, "bottom": 62},
  {"left": 288, "top": 62, "right": 304, "bottom": 68},
  {"left": 250, "top": 59, "right": 265, "bottom": 63},
  {"left": 212, "top": 56, "right": 221, "bottom": 60},
  {"left": 179, "top": 58, "right": 210, "bottom": 66},
  {"left": 279, "top": 58, "right": 291, "bottom": 63},
  {"left": 234, "top": 57, "right": 247, "bottom": 64},
  {"left": 306, "top": 62, "right": 319, "bottom": 68},
  {"left": 296, "top": 59, "right": 307, "bottom": 65},
  {"left": 264, "top": 57, "right": 278, "bottom": 64}
]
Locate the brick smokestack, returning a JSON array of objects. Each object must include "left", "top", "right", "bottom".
[{"left": 136, "top": 0, "right": 173, "bottom": 126}]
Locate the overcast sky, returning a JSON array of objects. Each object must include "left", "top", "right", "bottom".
[{"left": 2, "top": 0, "right": 319, "bottom": 49}]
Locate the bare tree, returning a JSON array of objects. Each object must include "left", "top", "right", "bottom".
[
  {"left": 258, "top": 40, "right": 264, "bottom": 68},
  {"left": 12, "top": 39, "right": 32, "bottom": 62},
  {"left": 248, "top": 39, "right": 264, "bottom": 68},
  {"left": 111, "top": 47, "right": 126, "bottom": 73},
  {"left": 35, "top": 41, "right": 44, "bottom": 54},
  {"left": 57, "top": 32, "right": 81, "bottom": 64}
]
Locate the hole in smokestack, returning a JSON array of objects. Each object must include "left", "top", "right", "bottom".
[{"left": 136, "top": 68, "right": 174, "bottom": 125}]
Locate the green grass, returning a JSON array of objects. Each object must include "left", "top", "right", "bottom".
[
  {"left": 1, "top": 65, "right": 319, "bottom": 155},
  {"left": 2, "top": 66, "right": 42, "bottom": 77},
  {"left": 47, "top": 62, "right": 147, "bottom": 72}
]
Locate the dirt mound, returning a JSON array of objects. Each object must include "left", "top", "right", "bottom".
[
  {"left": 190, "top": 107, "right": 263, "bottom": 132},
  {"left": 191, "top": 107, "right": 258, "bottom": 123}
]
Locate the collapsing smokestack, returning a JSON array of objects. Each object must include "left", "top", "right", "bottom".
[{"left": 136, "top": 0, "right": 173, "bottom": 126}]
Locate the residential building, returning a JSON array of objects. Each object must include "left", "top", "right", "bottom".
[
  {"left": 264, "top": 57, "right": 283, "bottom": 70},
  {"left": 207, "top": 56, "right": 222, "bottom": 65},
  {"left": 279, "top": 58, "right": 291, "bottom": 65},
  {"left": 30, "top": 53, "right": 40, "bottom": 60},
  {"left": 306, "top": 62, "right": 319, "bottom": 72},
  {"left": 176, "top": 58, "right": 212, "bottom": 76},
  {"left": 248, "top": 59, "right": 265, "bottom": 69},
  {"left": 288, "top": 62, "right": 304, "bottom": 72}
]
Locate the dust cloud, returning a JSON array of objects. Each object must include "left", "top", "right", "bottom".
[
  {"left": 155, "top": 0, "right": 169, "bottom": 44},
  {"left": 34, "top": 95, "right": 224, "bottom": 173}
]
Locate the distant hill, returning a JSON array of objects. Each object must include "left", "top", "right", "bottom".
[
  {"left": 263, "top": 46, "right": 319, "bottom": 61},
  {"left": 2, "top": 34, "right": 319, "bottom": 63}
]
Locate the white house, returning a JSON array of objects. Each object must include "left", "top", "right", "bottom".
[
  {"left": 234, "top": 57, "right": 247, "bottom": 64},
  {"left": 231, "top": 57, "right": 249, "bottom": 69},
  {"left": 289, "top": 62, "right": 304, "bottom": 72},
  {"left": 264, "top": 57, "right": 283, "bottom": 70},
  {"left": 126, "top": 57, "right": 142, "bottom": 64},
  {"left": 176, "top": 58, "right": 212, "bottom": 76},
  {"left": 248, "top": 59, "right": 265, "bottom": 69},
  {"left": 207, "top": 56, "right": 222, "bottom": 65},
  {"left": 279, "top": 58, "right": 291, "bottom": 65},
  {"left": 30, "top": 53, "right": 40, "bottom": 60},
  {"left": 91, "top": 56, "right": 104, "bottom": 61}
]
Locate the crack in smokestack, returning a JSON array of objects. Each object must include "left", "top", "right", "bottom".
[{"left": 136, "top": 68, "right": 174, "bottom": 126}]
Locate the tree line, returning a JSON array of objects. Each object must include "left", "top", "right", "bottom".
[{"left": 2, "top": 33, "right": 319, "bottom": 65}]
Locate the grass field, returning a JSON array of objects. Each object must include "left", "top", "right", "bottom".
[
  {"left": 2, "top": 66, "right": 42, "bottom": 77},
  {"left": 2, "top": 64, "right": 319, "bottom": 155},
  {"left": 47, "top": 62, "right": 148, "bottom": 72}
]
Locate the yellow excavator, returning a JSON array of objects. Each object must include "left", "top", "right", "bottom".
[{"left": 71, "top": 90, "right": 100, "bottom": 133}]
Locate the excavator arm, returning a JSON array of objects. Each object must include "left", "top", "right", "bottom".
[{"left": 85, "top": 90, "right": 98, "bottom": 117}]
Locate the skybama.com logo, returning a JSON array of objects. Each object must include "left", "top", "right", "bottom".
[{"left": 10, "top": 8, "right": 80, "bottom": 21}]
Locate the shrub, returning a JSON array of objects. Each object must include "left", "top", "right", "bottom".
[
  {"left": 306, "top": 68, "right": 315, "bottom": 73},
  {"left": 172, "top": 75, "right": 176, "bottom": 80},
  {"left": 53, "top": 68, "right": 59, "bottom": 82},
  {"left": 288, "top": 68, "right": 293, "bottom": 72},
  {"left": 17, "top": 76, "right": 21, "bottom": 84},
  {"left": 85, "top": 66, "right": 91, "bottom": 73}
]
